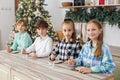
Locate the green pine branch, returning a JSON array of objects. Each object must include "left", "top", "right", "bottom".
[{"left": 65, "top": 7, "right": 120, "bottom": 29}]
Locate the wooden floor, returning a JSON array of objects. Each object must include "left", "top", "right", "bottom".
[{"left": 110, "top": 46, "right": 120, "bottom": 80}]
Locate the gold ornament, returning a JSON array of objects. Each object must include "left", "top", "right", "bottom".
[
  {"left": 28, "top": 17, "right": 32, "bottom": 21},
  {"left": 35, "top": 0, "right": 40, "bottom": 6}
]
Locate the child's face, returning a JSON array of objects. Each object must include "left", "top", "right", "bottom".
[
  {"left": 16, "top": 22, "right": 26, "bottom": 33},
  {"left": 62, "top": 24, "right": 73, "bottom": 40},
  {"left": 86, "top": 23, "right": 102, "bottom": 41},
  {"left": 36, "top": 27, "right": 48, "bottom": 37}
]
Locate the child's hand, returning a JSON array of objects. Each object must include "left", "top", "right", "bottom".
[
  {"left": 21, "top": 48, "right": 26, "bottom": 54},
  {"left": 50, "top": 54, "right": 56, "bottom": 61},
  {"left": 29, "top": 53, "right": 37, "bottom": 58},
  {"left": 66, "top": 58, "right": 76, "bottom": 65},
  {"left": 5, "top": 46, "right": 12, "bottom": 52},
  {"left": 77, "top": 67, "right": 92, "bottom": 74}
]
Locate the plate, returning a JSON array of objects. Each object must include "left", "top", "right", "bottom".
[
  {"left": 54, "top": 60, "right": 63, "bottom": 64},
  {"left": 11, "top": 51, "right": 19, "bottom": 54}
]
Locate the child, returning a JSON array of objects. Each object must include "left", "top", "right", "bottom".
[
  {"left": 6, "top": 19, "right": 32, "bottom": 52},
  {"left": 67, "top": 19, "right": 115, "bottom": 73},
  {"left": 21, "top": 20, "right": 53, "bottom": 58},
  {"left": 50, "top": 19, "right": 82, "bottom": 61}
]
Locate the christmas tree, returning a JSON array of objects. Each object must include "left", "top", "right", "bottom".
[{"left": 8, "top": 0, "right": 57, "bottom": 46}]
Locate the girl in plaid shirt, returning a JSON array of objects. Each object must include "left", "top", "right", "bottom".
[
  {"left": 50, "top": 19, "right": 82, "bottom": 61},
  {"left": 67, "top": 19, "right": 115, "bottom": 73}
]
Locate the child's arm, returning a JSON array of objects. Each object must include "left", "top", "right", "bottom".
[
  {"left": 28, "top": 53, "right": 37, "bottom": 58},
  {"left": 5, "top": 46, "right": 12, "bottom": 52},
  {"left": 90, "top": 46, "right": 115, "bottom": 73},
  {"left": 50, "top": 41, "right": 60, "bottom": 60},
  {"left": 21, "top": 48, "right": 26, "bottom": 54},
  {"left": 25, "top": 38, "right": 36, "bottom": 53},
  {"left": 50, "top": 54, "right": 56, "bottom": 61},
  {"left": 20, "top": 32, "right": 32, "bottom": 48},
  {"left": 75, "top": 46, "right": 85, "bottom": 66},
  {"left": 66, "top": 58, "right": 76, "bottom": 65},
  {"left": 10, "top": 34, "right": 17, "bottom": 51},
  {"left": 76, "top": 67, "right": 92, "bottom": 74},
  {"left": 74, "top": 42, "right": 82, "bottom": 58},
  {"left": 25, "top": 43, "right": 35, "bottom": 53}
]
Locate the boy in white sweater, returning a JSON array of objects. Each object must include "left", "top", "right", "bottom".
[{"left": 21, "top": 20, "right": 53, "bottom": 58}]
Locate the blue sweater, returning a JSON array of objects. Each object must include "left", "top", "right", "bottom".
[
  {"left": 11, "top": 32, "right": 32, "bottom": 51},
  {"left": 75, "top": 41, "right": 115, "bottom": 73}
]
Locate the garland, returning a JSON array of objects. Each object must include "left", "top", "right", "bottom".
[{"left": 65, "top": 7, "right": 120, "bottom": 28}]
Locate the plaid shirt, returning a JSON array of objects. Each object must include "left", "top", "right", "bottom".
[
  {"left": 52, "top": 39, "right": 82, "bottom": 61},
  {"left": 75, "top": 41, "right": 115, "bottom": 73}
]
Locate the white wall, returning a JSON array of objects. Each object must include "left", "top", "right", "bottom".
[
  {"left": 45, "top": 0, "right": 71, "bottom": 31},
  {"left": 104, "top": 24, "right": 120, "bottom": 47},
  {"left": 0, "top": 0, "right": 15, "bottom": 49}
]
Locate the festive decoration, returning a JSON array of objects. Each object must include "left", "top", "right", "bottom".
[
  {"left": 7, "top": 30, "right": 16, "bottom": 46},
  {"left": 33, "top": 8, "right": 41, "bottom": 17},
  {"left": 99, "top": 0, "right": 104, "bottom": 5},
  {"left": 65, "top": 7, "right": 120, "bottom": 28},
  {"left": 8, "top": 0, "right": 57, "bottom": 46},
  {"left": 35, "top": 0, "right": 40, "bottom": 6}
]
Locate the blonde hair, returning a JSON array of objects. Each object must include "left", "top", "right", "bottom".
[
  {"left": 16, "top": 19, "right": 27, "bottom": 27},
  {"left": 62, "top": 19, "right": 76, "bottom": 42},
  {"left": 86, "top": 19, "right": 103, "bottom": 58}
]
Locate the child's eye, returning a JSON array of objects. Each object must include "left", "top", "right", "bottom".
[
  {"left": 64, "top": 30, "right": 66, "bottom": 32},
  {"left": 17, "top": 24, "right": 20, "bottom": 26},
  {"left": 68, "top": 29, "right": 71, "bottom": 31},
  {"left": 92, "top": 29, "right": 96, "bottom": 31},
  {"left": 87, "top": 29, "right": 90, "bottom": 31}
]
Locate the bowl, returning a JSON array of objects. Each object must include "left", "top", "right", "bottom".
[{"left": 61, "top": 2, "right": 72, "bottom": 7}]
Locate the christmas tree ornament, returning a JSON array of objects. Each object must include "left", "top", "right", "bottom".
[
  {"left": 28, "top": 17, "right": 32, "bottom": 21},
  {"left": 35, "top": 0, "right": 40, "bottom": 6},
  {"left": 23, "top": 0, "right": 31, "bottom": 3},
  {"left": 19, "top": 2, "right": 23, "bottom": 9},
  {"left": 33, "top": 9, "right": 41, "bottom": 17}
]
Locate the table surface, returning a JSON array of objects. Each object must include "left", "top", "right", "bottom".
[{"left": 0, "top": 50, "right": 114, "bottom": 80}]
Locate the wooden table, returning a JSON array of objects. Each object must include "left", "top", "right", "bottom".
[{"left": 0, "top": 50, "right": 114, "bottom": 80}]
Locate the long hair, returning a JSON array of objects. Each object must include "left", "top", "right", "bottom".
[
  {"left": 62, "top": 19, "right": 76, "bottom": 42},
  {"left": 86, "top": 19, "right": 103, "bottom": 58}
]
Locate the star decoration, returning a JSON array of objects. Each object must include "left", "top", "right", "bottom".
[{"left": 33, "top": 9, "right": 41, "bottom": 17}]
